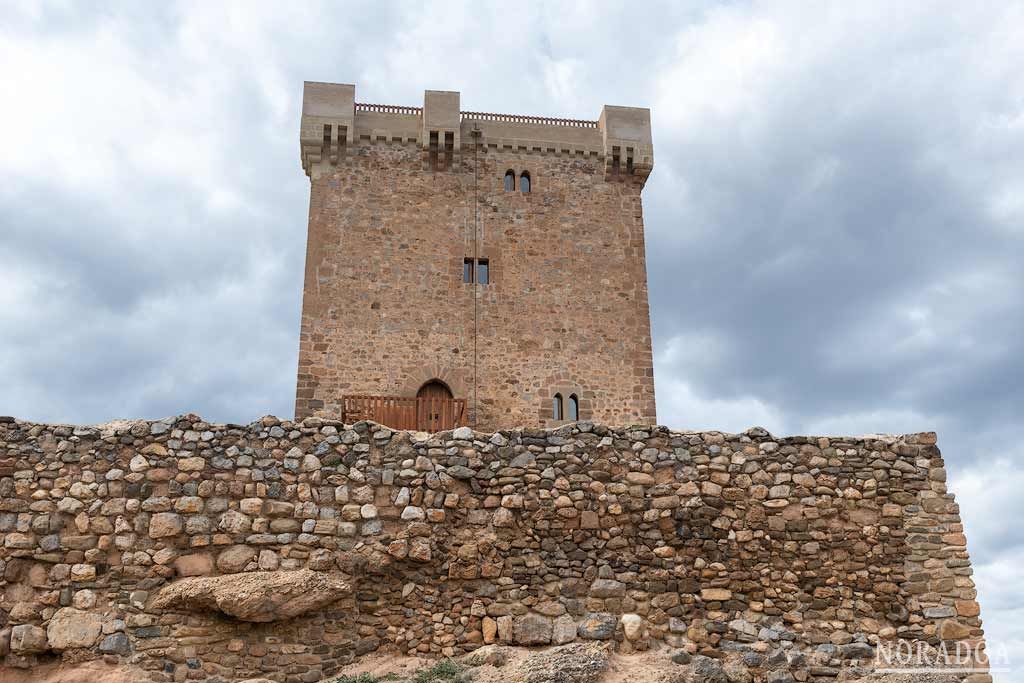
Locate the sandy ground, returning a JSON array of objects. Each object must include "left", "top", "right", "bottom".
[
  {"left": 602, "top": 651, "right": 682, "bottom": 683},
  {"left": 330, "top": 646, "right": 683, "bottom": 683},
  {"left": 332, "top": 650, "right": 437, "bottom": 678},
  {"left": 0, "top": 659, "right": 135, "bottom": 683}
]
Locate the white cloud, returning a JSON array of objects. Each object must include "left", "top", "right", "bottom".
[{"left": 954, "top": 457, "right": 1024, "bottom": 680}]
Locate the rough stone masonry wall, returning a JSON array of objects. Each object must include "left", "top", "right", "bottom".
[
  {"left": 0, "top": 415, "right": 987, "bottom": 682},
  {"left": 296, "top": 140, "right": 657, "bottom": 430}
]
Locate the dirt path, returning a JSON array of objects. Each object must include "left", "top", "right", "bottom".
[{"left": 0, "top": 659, "right": 136, "bottom": 683}]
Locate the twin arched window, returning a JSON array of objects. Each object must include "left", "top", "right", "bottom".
[
  {"left": 504, "top": 170, "right": 531, "bottom": 193},
  {"left": 552, "top": 393, "right": 579, "bottom": 421}
]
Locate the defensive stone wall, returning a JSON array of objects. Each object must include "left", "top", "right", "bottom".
[{"left": 0, "top": 415, "right": 987, "bottom": 682}]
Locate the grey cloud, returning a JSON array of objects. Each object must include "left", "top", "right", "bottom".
[{"left": 1, "top": 1, "right": 1022, "bottom": 678}]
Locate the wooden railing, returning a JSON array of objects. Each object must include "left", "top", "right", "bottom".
[
  {"left": 461, "top": 111, "right": 598, "bottom": 128},
  {"left": 342, "top": 395, "right": 466, "bottom": 432},
  {"left": 355, "top": 102, "right": 423, "bottom": 115},
  {"left": 352, "top": 102, "right": 598, "bottom": 128}
]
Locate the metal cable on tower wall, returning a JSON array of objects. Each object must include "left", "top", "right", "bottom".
[{"left": 471, "top": 127, "right": 480, "bottom": 428}]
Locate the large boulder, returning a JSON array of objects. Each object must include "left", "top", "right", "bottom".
[
  {"left": 47, "top": 607, "right": 103, "bottom": 650},
  {"left": 151, "top": 569, "right": 350, "bottom": 622}
]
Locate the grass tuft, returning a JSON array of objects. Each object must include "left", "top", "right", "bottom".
[
  {"left": 334, "top": 673, "right": 402, "bottom": 683},
  {"left": 412, "top": 659, "right": 465, "bottom": 683}
]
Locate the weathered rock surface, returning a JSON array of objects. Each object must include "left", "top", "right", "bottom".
[
  {"left": 46, "top": 607, "right": 103, "bottom": 650},
  {"left": 151, "top": 569, "right": 350, "bottom": 622},
  {"left": 690, "top": 655, "right": 729, "bottom": 683},
  {"left": 514, "top": 614, "right": 552, "bottom": 645},
  {"left": 515, "top": 642, "right": 610, "bottom": 683},
  {"left": 577, "top": 613, "right": 617, "bottom": 640},
  {"left": 10, "top": 624, "right": 47, "bottom": 653}
]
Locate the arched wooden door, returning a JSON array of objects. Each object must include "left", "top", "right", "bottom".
[{"left": 416, "top": 380, "right": 453, "bottom": 432}]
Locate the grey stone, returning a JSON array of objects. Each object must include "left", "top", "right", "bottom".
[
  {"left": 452, "top": 426, "right": 474, "bottom": 441},
  {"left": 446, "top": 465, "right": 475, "bottom": 479},
  {"left": 589, "top": 578, "right": 625, "bottom": 598},
  {"left": 577, "top": 613, "right": 617, "bottom": 640},
  {"left": 99, "top": 632, "right": 131, "bottom": 655},
  {"left": 691, "top": 655, "right": 728, "bottom": 683},
  {"left": 513, "top": 614, "right": 552, "bottom": 645},
  {"left": 840, "top": 642, "right": 875, "bottom": 660},
  {"left": 551, "top": 614, "right": 577, "bottom": 645}
]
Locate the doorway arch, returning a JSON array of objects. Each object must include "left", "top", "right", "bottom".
[
  {"left": 417, "top": 380, "right": 453, "bottom": 401},
  {"left": 417, "top": 380, "right": 454, "bottom": 431}
]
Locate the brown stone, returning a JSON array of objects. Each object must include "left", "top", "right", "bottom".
[
  {"left": 216, "top": 545, "right": 255, "bottom": 573},
  {"left": 46, "top": 607, "right": 102, "bottom": 650},
  {"left": 482, "top": 617, "right": 497, "bottom": 644},
  {"left": 408, "top": 538, "right": 432, "bottom": 563},
  {"left": 10, "top": 624, "right": 47, "bottom": 654},
  {"left": 174, "top": 553, "right": 213, "bottom": 577},
  {"left": 956, "top": 601, "right": 981, "bottom": 617},
  {"left": 939, "top": 620, "right": 973, "bottom": 640},
  {"left": 149, "top": 512, "right": 183, "bottom": 538},
  {"left": 701, "top": 588, "right": 732, "bottom": 602}
]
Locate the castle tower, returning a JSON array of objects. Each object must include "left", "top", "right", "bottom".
[{"left": 295, "top": 82, "right": 657, "bottom": 431}]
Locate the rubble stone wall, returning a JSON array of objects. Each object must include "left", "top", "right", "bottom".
[{"left": 0, "top": 415, "right": 986, "bottom": 682}]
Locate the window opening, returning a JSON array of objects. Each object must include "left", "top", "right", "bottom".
[
  {"left": 520, "top": 171, "right": 531, "bottom": 193},
  {"left": 568, "top": 394, "right": 579, "bottom": 421}
]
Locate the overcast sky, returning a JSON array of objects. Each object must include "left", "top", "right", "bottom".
[{"left": 1, "top": 0, "right": 1022, "bottom": 677}]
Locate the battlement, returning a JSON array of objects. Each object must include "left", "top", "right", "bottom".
[{"left": 299, "top": 81, "right": 653, "bottom": 181}]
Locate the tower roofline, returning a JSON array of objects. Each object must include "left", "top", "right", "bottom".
[{"left": 299, "top": 82, "right": 653, "bottom": 182}]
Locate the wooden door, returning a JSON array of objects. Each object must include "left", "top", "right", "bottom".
[{"left": 417, "top": 381, "right": 452, "bottom": 432}]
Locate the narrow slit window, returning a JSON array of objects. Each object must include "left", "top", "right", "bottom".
[
  {"left": 444, "top": 132, "right": 454, "bottom": 170},
  {"left": 504, "top": 170, "right": 515, "bottom": 192},
  {"left": 520, "top": 171, "right": 531, "bottom": 193},
  {"left": 568, "top": 394, "right": 579, "bottom": 421},
  {"left": 429, "top": 130, "right": 439, "bottom": 170},
  {"left": 463, "top": 258, "right": 490, "bottom": 284},
  {"left": 552, "top": 393, "right": 563, "bottom": 421},
  {"left": 626, "top": 147, "right": 634, "bottom": 174}
]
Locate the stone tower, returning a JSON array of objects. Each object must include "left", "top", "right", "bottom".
[{"left": 295, "top": 82, "right": 657, "bottom": 431}]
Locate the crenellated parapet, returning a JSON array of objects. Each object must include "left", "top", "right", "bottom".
[
  {"left": 299, "top": 82, "right": 356, "bottom": 174},
  {"left": 299, "top": 81, "right": 654, "bottom": 184},
  {"left": 599, "top": 105, "right": 654, "bottom": 182}
]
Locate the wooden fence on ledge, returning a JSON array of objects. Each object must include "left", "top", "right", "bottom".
[{"left": 341, "top": 395, "right": 466, "bottom": 432}]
